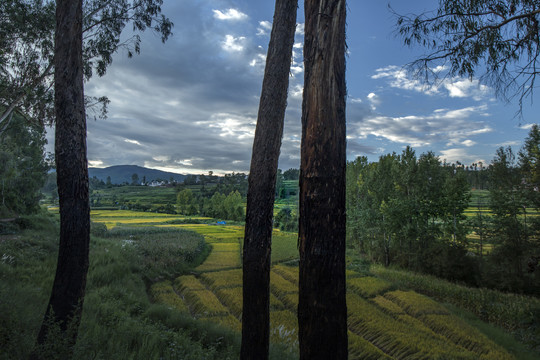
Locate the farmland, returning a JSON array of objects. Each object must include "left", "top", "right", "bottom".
[{"left": 89, "top": 210, "right": 538, "bottom": 359}]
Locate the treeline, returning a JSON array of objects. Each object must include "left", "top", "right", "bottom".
[
  {"left": 347, "top": 126, "right": 540, "bottom": 295},
  {"left": 177, "top": 188, "right": 244, "bottom": 221}
]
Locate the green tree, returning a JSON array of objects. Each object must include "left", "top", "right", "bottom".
[
  {"left": 394, "top": 0, "right": 540, "bottom": 113},
  {"left": 177, "top": 188, "right": 195, "bottom": 215},
  {"left": 488, "top": 146, "right": 530, "bottom": 291},
  {"left": 131, "top": 173, "right": 139, "bottom": 186},
  {"left": 442, "top": 165, "right": 471, "bottom": 244},
  {"left": 0, "top": 112, "right": 48, "bottom": 215},
  {"left": 225, "top": 190, "right": 244, "bottom": 221},
  {"left": 283, "top": 168, "right": 299, "bottom": 180}
]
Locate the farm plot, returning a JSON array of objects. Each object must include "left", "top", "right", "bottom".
[
  {"left": 153, "top": 261, "right": 514, "bottom": 358},
  {"left": 142, "top": 221, "right": 515, "bottom": 358}
]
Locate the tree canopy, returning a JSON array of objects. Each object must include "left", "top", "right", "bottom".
[
  {"left": 0, "top": 0, "right": 173, "bottom": 132},
  {"left": 393, "top": 0, "right": 540, "bottom": 112}
]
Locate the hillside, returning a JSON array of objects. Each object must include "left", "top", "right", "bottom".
[{"left": 89, "top": 165, "right": 186, "bottom": 184}]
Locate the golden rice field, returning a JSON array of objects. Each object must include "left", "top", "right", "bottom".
[{"left": 92, "top": 210, "right": 518, "bottom": 358}]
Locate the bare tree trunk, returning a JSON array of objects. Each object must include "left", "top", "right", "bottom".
[
  {"left": 241, "top": 1, "right": 298, "bottom": 359},
  {"left": 32, "top": 0, "right": 90, "bottom": 358},
  {"left": 298, "top": 1, "right": 347, "bottom": 359}
]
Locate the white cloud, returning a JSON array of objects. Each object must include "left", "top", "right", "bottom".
[
  {"left": 124, "top": 138, "right": 143, "bottom": 146},
  {"left": 372, "top": 65, "right": 493, "bottom": 101},
  {"left": 213, "top": 8, "right": 248, "bottom": 21},
  {"left": 461, "top": 140, "right": 476, "bottom": 147},
  {"left": 444, "top": 79, "right": 490, "bottom": 101},
  {"left": 88, "top": 160, "right": 104, "bottom": 167},
  {"left": 290, "top": 84, "right": 303, "bottom": 99},
  {"left": 367, "top": 92, "right": 380, "bottom": 110},
  {"left": 295, "top": 23, "right": 305, "bottom": 35},
  {"left": 519, "top": 123, "right": 537, "bottom": 130},
  {"left": 221, "top": 34, "right": 246, "bottom": 52},
  {"left": 497, "top": 140, "right": 521, "bottom": 147},
  {"left": 205, "top": 113, "right": 255, "bottom": 140},
  {"left": 439, "top": 148, "right": 486, "bottom": 165},
  {"left": 348, "top": 105, "right": 492, "bottom": 148},
  {"left": 256, "top": 20, "right": 272, "bottom": 36},
  {"left": 152, "top": 155, "right": 170, "bottom": 162}
]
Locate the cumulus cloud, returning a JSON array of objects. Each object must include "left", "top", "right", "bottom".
[
  {"left": 213, "top": 8, "right": 248, "bottom": 21},
  {"left": 221, "top": 34, "right": 246, "bottom": 52}
]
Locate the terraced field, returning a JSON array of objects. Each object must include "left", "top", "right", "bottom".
[{"left": 91, "top": 210, "right": 518, "bottom": 358}]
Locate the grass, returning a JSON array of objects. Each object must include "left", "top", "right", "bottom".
[
  {"left": 16, "top": 208, "right": 536, "bottom": 358},
  {"left": 0, "top": 217, "right": 242, "bottom": 360},
  {"left": 372, "top": 264, "right": 540, "bottom": 352}
]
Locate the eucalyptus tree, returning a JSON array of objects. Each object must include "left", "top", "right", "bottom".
[
  {"left": 241, "top": 0, "right": 297, "bottom": 358},
  {"left": 0, "top": 0, "right": 172, "bottom": 134},
  {"left": 298, "top": 0, "right": 348, "bottom": 358},
  {"left": 394, "top": 0, "right": 540, "bottom": 114},
  {"left": 31, "top": 1, "right": 88, "bottom": 358},
  {"left": 28, "top": 1, "right": 172, "bottom": 358}
]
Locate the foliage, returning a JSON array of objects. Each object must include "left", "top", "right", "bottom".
[
  {"left": 346, "top": 147, "right": 472, "bottom": 277},
  {"left": 283, "top": 168, "right": 299, "bottom": 180},
  {"left": 274, "top": 207, "right": 298, "bottom": 231},
  {"left": 0, "top": 216, "right": 240, "bottom": 360},
  {"left": 393, "top": 0, "right": 540, "bottom": 112},
  {"left": 0, "top": 112, "right": 48, "bottom": 215}
]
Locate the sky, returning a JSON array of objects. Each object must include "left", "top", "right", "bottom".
[{"left": 47, "top": 0, "right": 539, "bottom": 175}]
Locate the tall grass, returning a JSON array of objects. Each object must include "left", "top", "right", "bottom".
[{"left": 0, "top": 218, "right": 240, "bottom": 359}]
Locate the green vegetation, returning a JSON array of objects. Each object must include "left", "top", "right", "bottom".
[
  {"left": 372, "top": 265, "right": 540, "bottom": 352},
  {"left": 0, "top": 112, "right": 48, "bottom": 217},
  {"left": 0, "top": 215, "right": 240, "bottom": 359},
  {"left": 346, "top": 126, "right": 540, "bottom": 295},
  {"left": 2, "top": 208, "right": 538, "bottom": 358}
]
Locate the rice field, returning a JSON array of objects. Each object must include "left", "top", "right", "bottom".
[
  {"left": 92, "top": 210, "right": 521, "bottom": 358},
  {"left": 151, "top": 246, "right": 516, "bottom": 358}
]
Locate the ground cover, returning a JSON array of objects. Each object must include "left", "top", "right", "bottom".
[
  {"left": 148, "top": 220, "right": 531, "bottom": 359},
  {"left": 0, "top": 216, "right": 243, "bottom": 360},
  {"left": 86, "top": 208, "right": 537, "bottom": 358}
]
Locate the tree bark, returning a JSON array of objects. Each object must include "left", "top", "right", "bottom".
[
  {"left": 32, "top": 0, "right": 90, "bottom": 358},
  {"left": 298, "top": 1, "right": 348, "bottom": 359},
  {"left": 241, "top": 1, "right": 298, "bottom": 359}
]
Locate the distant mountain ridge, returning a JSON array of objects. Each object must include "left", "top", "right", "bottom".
[{"left": 89, "top": 165, "right": 186, "bottom": 184}]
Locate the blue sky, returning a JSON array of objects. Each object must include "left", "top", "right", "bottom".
[{"left": 57, "top": 0, "right": 538, "bottom": 174}]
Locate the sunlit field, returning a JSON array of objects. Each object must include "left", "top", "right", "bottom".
[{"left": 81, "top": 209, "right": 540, "bottom": 358}]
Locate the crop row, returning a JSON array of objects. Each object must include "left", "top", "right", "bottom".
[{"left": 156, "top": 265, "right": 514, "bottom": 359}]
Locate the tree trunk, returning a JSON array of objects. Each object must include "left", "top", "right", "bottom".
[
  {"left": 298, "top": 1, "right": 347, "bottom": 359},
  {"left": 241, "top": 1, "right": 297, "bottom": 359},
  {"left": 32, "top": 0, "right": 90, "bottom": 358}
]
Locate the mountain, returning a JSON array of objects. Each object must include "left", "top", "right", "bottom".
[{"left": 89, "top": 165, "right": 186, "bottom": 185}]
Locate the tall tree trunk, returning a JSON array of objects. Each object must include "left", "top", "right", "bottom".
[
  {"left": 32, "top": 0, "right": 90, "bottom": 358},
  {"left": 298, "top": 1, "right": 347, "bottom": 359},
  {"left": 241, "top": 1, "right": 297, "bottom": 359}
]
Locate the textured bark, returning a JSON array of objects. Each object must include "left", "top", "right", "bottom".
[
  {"left": 241, "top": 1, "right": 298, "bottom": 359},
  {"left": 32, "top": 0, "right": 89, "bottom": 358},
  {"left": 298, "top": 1, "right": 348, "bottom": 359}
]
